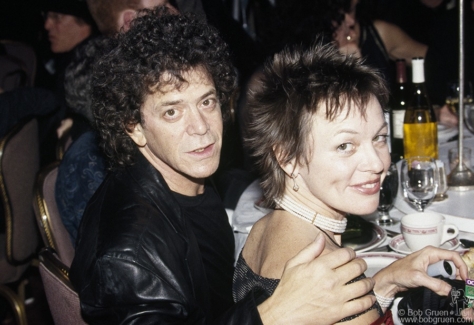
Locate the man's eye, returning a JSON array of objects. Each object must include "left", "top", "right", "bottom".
[
  {"left": 202, "top": 98, "right": 216, "bottom": 107},
  {"left": 165, "top": 109, "right": 176, "bottom": 117}
]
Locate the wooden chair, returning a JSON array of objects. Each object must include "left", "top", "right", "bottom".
[
  {"left": 56, "top": 126, "right": 72, "bottom": 161},
  {"left": 38, "top": 248, "right": 87, "bottom": 325},
  {"left": 0, "top": 118, "right": 41, "bottom": 325},
  {"left": 33, "top": 161, "right": 75, "bottom": 267}
]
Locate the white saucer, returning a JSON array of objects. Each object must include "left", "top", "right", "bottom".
[{"left": 389, "top": 234, "right": 460, "bottom": 255}]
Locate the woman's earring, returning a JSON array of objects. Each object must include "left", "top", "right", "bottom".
[{"left": 291, "top": 173, "right": 299, "bottom": 192}]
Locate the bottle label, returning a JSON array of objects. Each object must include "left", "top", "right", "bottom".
[
  {"left": 392, "top": 110, "right": 405, "bottom": 139},
  {"left": 403, "top": 122, "right": 438, "bottom": 159}
]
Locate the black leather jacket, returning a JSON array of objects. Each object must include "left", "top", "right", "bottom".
[{"left": 70, "top": 153, "right": 264, "bottom": 324}]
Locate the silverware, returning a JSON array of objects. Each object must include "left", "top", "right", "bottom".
[{"left": 384, "top": 229, "right": 400, "bottom": 237}]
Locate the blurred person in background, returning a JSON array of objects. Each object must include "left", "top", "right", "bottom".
[
  {"left": 367, "top": 0, "right": 474, "bottom": 121},
  {"left": 55, "top": 37, "right": 109, "bottom": 245},
  {"left": 37, "top": 0, "right": 99, "bottom": 165},
  {"left": 85, "top": 0, "right": 178, "bottom": 36}
]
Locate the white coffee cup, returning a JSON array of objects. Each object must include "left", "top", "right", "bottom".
[{"left": 400, "top": 212, "right": 459, "bottom": 252}]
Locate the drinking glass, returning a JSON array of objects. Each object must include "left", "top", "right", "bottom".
[
  {"left": 445, "top": 80, "right": 473, "bottom": 115},
  {"left": 375, "top": 163, "right": 399, "bottom": 226},
  {"left": 401, "top": 156, "right": 438, "bottom": 212},
  {"left": 434, "top": 160, "right": 448, "bottom": 201}
]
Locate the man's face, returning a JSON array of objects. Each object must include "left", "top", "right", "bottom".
[
  {"left": 128, "top": 68, "right": 223, "bottom": 195},
  {"left": 44, "top": 12, "right": 92, "bottom": 53}
]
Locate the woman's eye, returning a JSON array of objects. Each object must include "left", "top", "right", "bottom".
[
  {"left": 374, "top": 135, "right": 388, "bottom": 143},
  {"left": 337, "top": 143, "right": 354, "bottom": 152}
]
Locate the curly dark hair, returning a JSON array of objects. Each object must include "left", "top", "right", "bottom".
[
  {"left": 246, "top": 41, "right": 389, "bottom": 208},
  {"left": 92, "top": 6, "right": 237, "bottom": 169}
]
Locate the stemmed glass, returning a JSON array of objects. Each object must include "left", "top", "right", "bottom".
[
  {"left": 401, "top": 156, "right": 438, "bottom": 212},
  {"left": 445, "top": 80, "right": 473, "bottom": 115},
  {"left": 375, "top": 163, "right": 399, "bottom": 226}
]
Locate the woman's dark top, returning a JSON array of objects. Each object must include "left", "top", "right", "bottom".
[
  {"left": 359, "top": 20, "right": 395, "bottom": 88},
  {"left": 233, "top": 252, "right": 383, "bottom": 322}
]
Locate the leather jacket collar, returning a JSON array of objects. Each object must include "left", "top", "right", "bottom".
[{"left": 125, "top": 151, "right": 187, "bottom": 236}]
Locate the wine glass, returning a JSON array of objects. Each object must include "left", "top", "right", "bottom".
[
  {"left": 433, "top": 160, "right": 448, "bottom": 201},
  {"left": 375, "top": 163, "right": 399, "bottom": 226},
  {"left": 445, "top": 80, "right": 473, "bottom": 115},
  {"left": 401, "top": 156, "right": 438, "bottom": 212}
]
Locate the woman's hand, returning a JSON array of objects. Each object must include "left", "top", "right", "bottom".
[{"left": 373, "top": 246, "right": 468, "bottom": 299}]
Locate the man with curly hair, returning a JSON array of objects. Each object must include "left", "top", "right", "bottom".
[{"left": 70, "top": 6, "right": 376, "bottom": 324}]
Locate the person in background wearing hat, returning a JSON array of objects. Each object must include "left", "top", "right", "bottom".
[
  {"left": 37, "top": 0, "right": 99, "bottom": 165},
  {"left": 43, "top": 3, "right": 94, "bottom": 54}
]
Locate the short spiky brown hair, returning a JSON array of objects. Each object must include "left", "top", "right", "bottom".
[{"left": 246, "top": 41, "right": 389, "bottom": 208}]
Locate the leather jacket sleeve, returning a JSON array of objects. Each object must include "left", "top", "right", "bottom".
[{"left": 79, "top": 255, "right": 265, "bottom": 325}]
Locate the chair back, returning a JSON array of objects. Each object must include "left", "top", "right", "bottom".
[
  {"left": 39, "top": 248, "right": 87, "bottom": 325},
  {"left": 0, "top": 40, "right": 36, "bottom": 91},
  {"left": 0, "top": 118, "right": 40, "bottom": 267},
  {"left": 33, "top": 162, "right": 75, "bottom": 267},
  {"left": 56, "top": 128, "right": 73, "bottom": 160}
]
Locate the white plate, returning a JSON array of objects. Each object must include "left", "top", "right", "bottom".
[
  {"left": 342, "top": 222, "right": 387, "bottom": 253},
  {"left": 389, "top": 234, "right": 460, "bottom": 255},
  {"left": 356, "top": 252, "right": 404, "bottom": 277}
]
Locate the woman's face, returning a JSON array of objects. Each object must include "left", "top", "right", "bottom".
[
  {"left": 333, "top": 0, "right": 358, "bottom": 48},
  {"left": 333, "top": 13, "right": 356, "bottom": 47},
  {"left": 296, "top": 97, "right": 391, "bottom": 216}
]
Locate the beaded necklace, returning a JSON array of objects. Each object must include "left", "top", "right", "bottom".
[{"left": 274, "top": 194, "right": 347, "bottom": 234}]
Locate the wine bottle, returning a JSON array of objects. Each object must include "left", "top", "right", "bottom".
[
  {"left": 403, "top": 57, "right": 438, "bottom": 159},
  {"left": 390, "top": 59, "right": 408, "bottom": 162}
]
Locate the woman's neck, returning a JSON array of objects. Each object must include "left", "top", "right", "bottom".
[
  {"left": 283, "top": 185, "right": 346, "bottom": 221},
  {"left": 275, "top": 188, "right": 347, "bottom": 234}
]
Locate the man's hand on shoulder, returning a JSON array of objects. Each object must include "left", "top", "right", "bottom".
[{"left": 257, "top": 233, "right": 375, "bottom": 325}]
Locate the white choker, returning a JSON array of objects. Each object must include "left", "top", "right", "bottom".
[{"left": 274, "top": 195, "right": 347, "bottom": 233}]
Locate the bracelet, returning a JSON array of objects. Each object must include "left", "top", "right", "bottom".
[{"left": 374, "top": 291, "right": 394, "bottom": 308}]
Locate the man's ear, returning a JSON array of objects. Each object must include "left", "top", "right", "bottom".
[
  {"left": 273, "top": 145, "right": 300, "bottom": 177},
  {"left": 118, "top": 9, "right": 137, "bottom": 33},
  {"left": 127, "top": 123, "right": 147, "bottom": 147}
]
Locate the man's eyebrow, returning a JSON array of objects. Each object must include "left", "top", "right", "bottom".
[
  {"left": 198, "top": 89, "right": 217, "bottom": 101},
  {"left": 159, "top": 89, "right": 217, "bottom": 107},
  {"left": 160, "top": 99, "right": 182, "bottom": 107}
]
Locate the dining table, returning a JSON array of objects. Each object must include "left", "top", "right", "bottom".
[{"left": 228, "top": 123, "right": 474, "bottom": 325}]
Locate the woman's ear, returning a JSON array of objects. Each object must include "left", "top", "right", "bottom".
[
  {"left": 273, "top": 145, "right": 300, "bottom": 177},
  {"left": 126, "top": 123, "right": 147, "bottom": 147}
]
